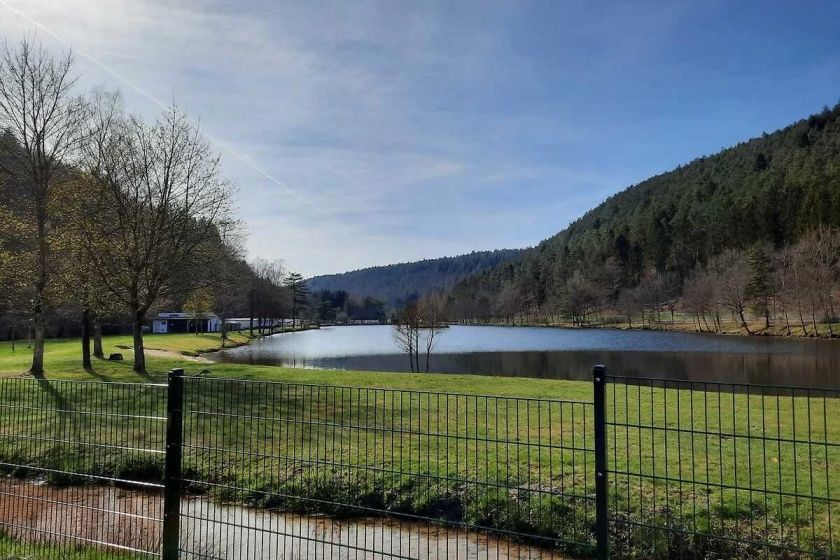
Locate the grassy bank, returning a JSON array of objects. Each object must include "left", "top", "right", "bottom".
[
  {"left": 0, "top": 332, "right": 590, "bottom": 399},
  {"left": 0, "top": 334, "right": 837, "bottom": 557},
  {"left": 0, "top": 535, "right": 144, "bottom": 560}
]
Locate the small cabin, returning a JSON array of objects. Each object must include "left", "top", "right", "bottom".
[{"left": 152, "top": 312, "right": 222, "bottom": 334}]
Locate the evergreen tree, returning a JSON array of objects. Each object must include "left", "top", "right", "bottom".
[
  {"left": 746, "top": 243, "right": 776, "bottom": 330},
  {"left": 284, "top": 272, "right": 310, "bottom": 329}
]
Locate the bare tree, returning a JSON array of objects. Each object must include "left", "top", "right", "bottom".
[
  {"left": 775, "top": 246, "right": 798, "bottom": 335},
  {"left": 418, "top": 293, "right": 447, "bottom": 373},
  {"left": 682, "top": 268, "right": 719, "bottom": 332},
  {"left": 393, "top": 302, "right": 420, "bottom": 372},
  {"left": 250, "top": 258, "right": 287, "bottom": 334},
  {"left": 80, "top": 97, "right": 234, "bottom": 374},
  {"left": 616, "top": 287, "right": 643, "bottom": 328},
  {"left": 0, "top": 36, "right": 89, "bottom": 376},
  {"left": 562, "top": 270, "right": 595, "bottom": 326},
  {"left": 210, "top": 221, "right": 247, "bottom": 347},
  {"left": 709, "top": 250, "right": 752, "bottom": 335},
  {"left": 796, "top": 227, "right": 840, "bottom": 337}
]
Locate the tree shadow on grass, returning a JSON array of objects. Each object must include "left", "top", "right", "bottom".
[
  {"left": 30, "top": 378, "right": 74, "bottom": 478},
  {"left": 83, "top": 363, "right": 108, "bottom": 381}
]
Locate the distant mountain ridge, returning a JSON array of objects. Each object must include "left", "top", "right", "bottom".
[{"left": 308, "top": 249, "right": 524, "bottom": 309}]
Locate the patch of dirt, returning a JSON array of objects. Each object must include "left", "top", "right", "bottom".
[{"left": 144, "top": 348, "right": 212, "bottom": 363}]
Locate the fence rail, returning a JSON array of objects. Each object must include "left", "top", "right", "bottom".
[{"left": 0, "top": 369, "right": 837, "bottom": 559}]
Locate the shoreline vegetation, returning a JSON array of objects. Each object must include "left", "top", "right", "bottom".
[{"left": 453, "top": 314, "right": 840, "bottom": 340}]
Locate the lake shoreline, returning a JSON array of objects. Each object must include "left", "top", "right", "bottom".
[{"left": 451, "top": 318, "right": 840, "bottom": 342}]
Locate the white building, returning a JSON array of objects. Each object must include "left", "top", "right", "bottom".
[{"left": 152, "top": 312, "right": 222, "bottom": 334}]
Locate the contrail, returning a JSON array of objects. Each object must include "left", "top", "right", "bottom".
[{"left": 0, "top": 0, "right": 314, "bottom": 207}]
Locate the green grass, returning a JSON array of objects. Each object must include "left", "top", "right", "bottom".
[
  {"left": 0, "top": 535, "right": 148, "bottom": 559},
  {"left": 0, "top": 333, "right": 838, "bottom": 557}
]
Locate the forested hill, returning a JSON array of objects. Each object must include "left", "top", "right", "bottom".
[
  {"left": 309, "top": 249, "right": 523, "bottom": 309},
  {"left": 450, "top": 103, "right": 840, "bottom": 320}
]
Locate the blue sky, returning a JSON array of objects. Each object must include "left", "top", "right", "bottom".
[{"left": 2, "top": 1, "right": 840, "bottom": 276}]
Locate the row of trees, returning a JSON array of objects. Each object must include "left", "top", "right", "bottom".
[
  {"left": 450, "top": 226, "right": 840, "bottom": 337},
  {"left": 680, "top": 228, "right": 840, "bottom": 336},
  {"left": 312, "top": 289, "right": 387, "bottom": 324},
  {"left": 0, "top": 36, "right": 301, "bottom": 376}
]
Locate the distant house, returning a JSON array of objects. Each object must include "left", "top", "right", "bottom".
[{"left": 152, "top": 312, "right": 222, "bottom": 334}]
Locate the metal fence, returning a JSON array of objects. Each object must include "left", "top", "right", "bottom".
[
  {"left": 603, "top": 373, "right": 840, "bottom": 559},
  {"left": 0, "top": 378, "right": 167, "bottom": 558},
  {"left": 0, "top": 369, "right": 838, "bottom": 559},
  {"left": 175, "top": 375, "right": 595, "bottom": 559}
]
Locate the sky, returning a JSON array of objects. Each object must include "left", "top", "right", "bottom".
[{"left": 1, "top": 1, "right": 840, "bottom": 277}]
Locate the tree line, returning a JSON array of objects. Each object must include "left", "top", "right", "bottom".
[
  {"left": 312, "top": 289, "right": 387, "bottom": 324},
  {"left": 0, "top": 36, "right": 304, "bottom": 376},
  {"left": 462, "top": 227, "right": 839, "bottom": 336}
]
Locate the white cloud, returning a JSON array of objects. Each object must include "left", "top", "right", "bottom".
[{"left": 0, "top": 0, "right": 677, "bottom": 275}]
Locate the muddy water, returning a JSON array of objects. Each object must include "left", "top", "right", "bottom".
[
  {"left": 182, "top": 501, "right": 572, "bottom": 559},
  {"left": 0, "top": 479, "right": 162, "bottom": 555},
  {"left": 0, "top": 481, "right": 573, "bottom": 559}
]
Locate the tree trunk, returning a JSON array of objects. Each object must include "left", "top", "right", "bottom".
[
  {"left": 797, "top": 303, "right": 808, "bottom": 335},
  {"left": 93, "top": 318, "right": 104, "bottom": 358},
  {"left": 81, "top": 308, "right": 92, "bottom": 370},
  {"left": 406, "top": 330, "right": 415, "bottom": 372},
  {"left": 132, "top": 309, "right": 147, "bottom": 374},
  {"left": 737, "top": 308, "right": 752, "bottom": 335},
  {"left": 30, "top": 202, "right": 48, "bottom": 378},
  {"left": 30, "top": 313, "right": 45, "bottom": 378},
  {"left": 783, "top": 306, "right": 791, "bottom": 336},
  {"left": 425, "top": 337, "right": 432, "bottom": 373}
]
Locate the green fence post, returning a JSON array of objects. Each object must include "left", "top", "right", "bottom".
[
  {"left": 163, "top": 368, "right": 185, "bottom": 560},
  {"left": 593, "top": 364, "right": 609, "bottom": 559}
]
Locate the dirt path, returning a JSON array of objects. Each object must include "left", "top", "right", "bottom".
[{"left": 144, "top": 348, "right": 213, "bottom": 363}]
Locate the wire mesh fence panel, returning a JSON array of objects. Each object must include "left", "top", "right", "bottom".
[
  {"left": 604, "top": 376, "right": 840, "bottom": 559},
  {"left": 178, "top": 377, "right": 596, "bottom": 559},
  {"left": 0, "top": 378, "right": 167, "bottom": 559}
]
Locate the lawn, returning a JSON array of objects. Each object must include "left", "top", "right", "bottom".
[
  {"left": 0, "top": 534, "right": 149, "bottom": 559},
  {"left": 0, "top": 333, "right": 837, "bottom": 558}
]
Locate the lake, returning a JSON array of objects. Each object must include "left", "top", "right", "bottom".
[{"left": 212, "top": 325, "right": 840, "bottom": 388}]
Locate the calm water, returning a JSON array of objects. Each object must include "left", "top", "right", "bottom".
[{"left": 213, "top": 325, "right": 840, "bottom": 388}]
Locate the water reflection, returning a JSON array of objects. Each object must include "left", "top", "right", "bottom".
[{"left": 213, "top": 326, "right": 840, "bottom": 389}]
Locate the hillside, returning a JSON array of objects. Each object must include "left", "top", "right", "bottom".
[
  {"left": 450, "top": 103, "right": 840, "bottom": 322},
  {"left": 309, "top": 249, "right": 523, "bottom": 309}
]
